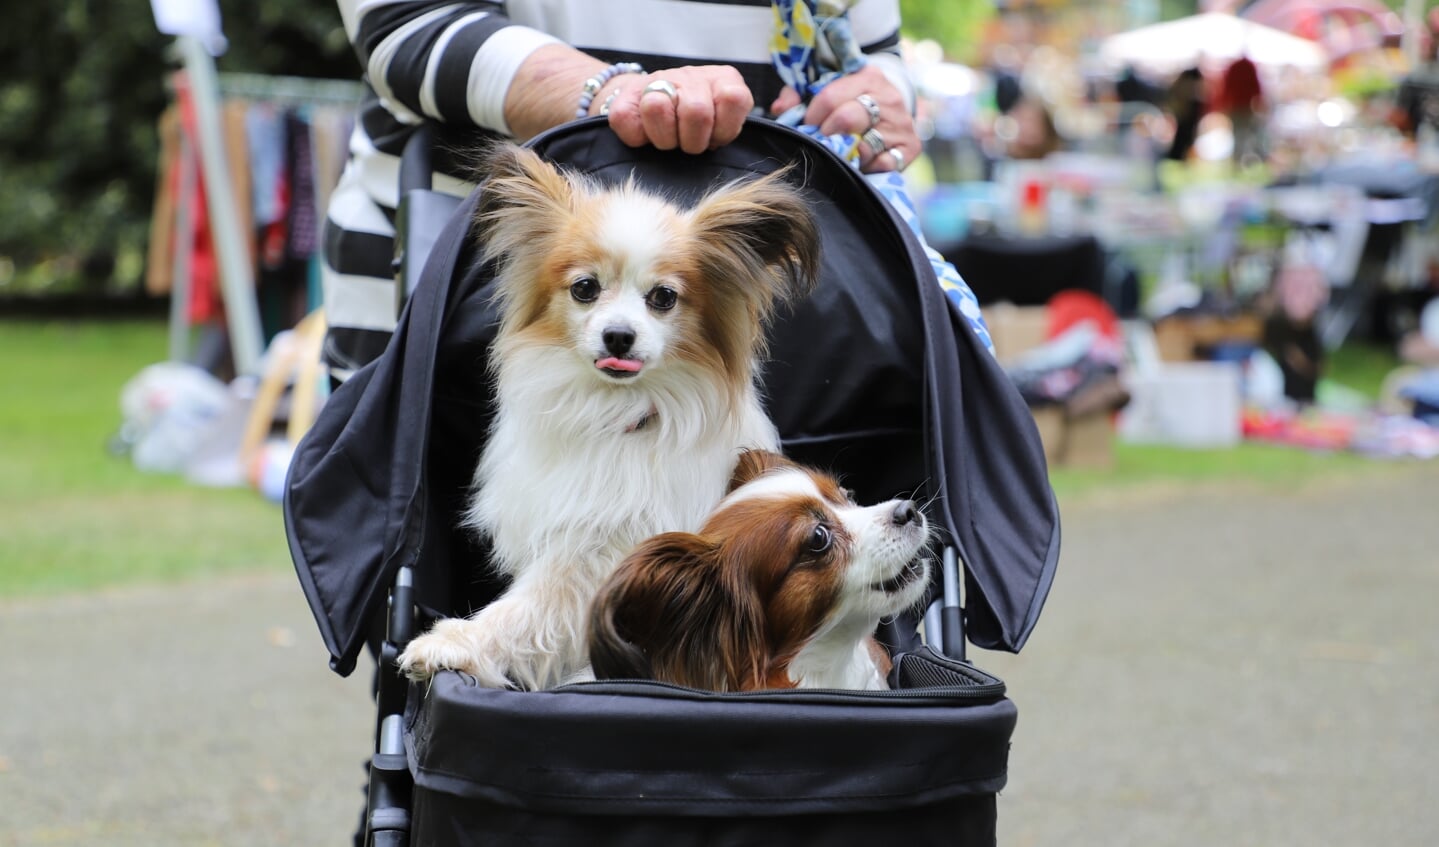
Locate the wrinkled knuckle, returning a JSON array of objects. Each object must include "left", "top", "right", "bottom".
[
  {"left": 639, "top": 97, "right": 671, "bottom": 120},
  {"left": 677, "top": 99, "right": 711, "bottom": 125}
]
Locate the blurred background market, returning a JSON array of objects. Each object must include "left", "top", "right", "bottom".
[
  {"left": 4, "top": 2, "right": 1439, "bottom": 845},
  {"left": 4, "top": 0, "right": 1439, "bottom": 494}
]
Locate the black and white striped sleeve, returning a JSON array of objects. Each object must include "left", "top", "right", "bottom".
[
  {"left": 849, "top": 0, "right": 914, "bottom": 113},
  {"left": 337, "top": 0, "right": 560, "bottom": 136}
]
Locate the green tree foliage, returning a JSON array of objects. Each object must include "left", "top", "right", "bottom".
[
  {"left": 899, "top": 0, "right": 995, "bottom": 63},
  {"left": 0, "top": 0, "right": 357, "bottom": 295}
]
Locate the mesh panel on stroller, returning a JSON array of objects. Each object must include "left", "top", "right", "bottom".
[{"left": 286, "top": 118, "right": 1060, "bottom": 847}]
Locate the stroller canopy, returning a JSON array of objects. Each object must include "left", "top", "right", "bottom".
[{"left": 286, "top": 118, "right": 1060, "bottom": 676}]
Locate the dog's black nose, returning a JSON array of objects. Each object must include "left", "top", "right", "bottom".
[
  {"left": 891, "top": 501, "right": 919, "bottom": 527},
  {"left": 602, "top": 326, "right": 636, "bottom": 357}
]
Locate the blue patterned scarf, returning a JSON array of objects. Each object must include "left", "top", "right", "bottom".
[{"left": 768, "top": 0, "right": 992, "bottom": 353}]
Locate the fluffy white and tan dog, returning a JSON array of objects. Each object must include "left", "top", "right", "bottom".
[
  {"left": 398, "top": 145, "right": 820, "bottom": 690},
  {"left": 589, "top": 449, "right": 932, "bottom": 692}
]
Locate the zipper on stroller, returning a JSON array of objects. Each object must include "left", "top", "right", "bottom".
[{"left": 553, "top": 675, "right": 1005, "bottom": 707}]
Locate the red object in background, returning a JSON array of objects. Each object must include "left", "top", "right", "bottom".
[
  {"left": 1046, "top": 289, "right": 1122, "bottom": 343},
  {"left": 1215, "top": 54, "right": 1264, "bottom": 114},
  {"left": 1021, "top": 180, "right": 1045, "bottom": 211},
  {"left": 169, "top": 73, "right": 223, "bottom": 325}
]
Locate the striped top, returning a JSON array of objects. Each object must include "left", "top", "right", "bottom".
[{"left": 322, "top": 0, "right": 909, "bottom": 374}]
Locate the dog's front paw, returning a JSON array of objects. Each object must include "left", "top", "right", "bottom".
[{"left": 397, "top": 619, "right": 512, "bottom": 688}]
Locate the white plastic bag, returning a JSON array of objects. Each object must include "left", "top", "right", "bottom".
[{"left": 117, "top": 362, "right": 232, "bottom": 474}]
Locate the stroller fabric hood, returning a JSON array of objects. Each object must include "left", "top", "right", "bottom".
[{"left": 286, "top": 118, "right": 1060, "bottom": 676}]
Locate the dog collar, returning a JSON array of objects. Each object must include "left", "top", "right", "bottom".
[{"left": 626, "top": 406, "right": 658, "bottom": 433}]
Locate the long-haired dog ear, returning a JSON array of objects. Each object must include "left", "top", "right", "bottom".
[
  {"left": 727, "top": 448, "right": 797, "bottom": 495},
  {"left": 687, "top": 167, "right": 822, "bottom": 310},
  {"left": 589, "top": 532, "right": 766, "bottom": 692},
  {"left": 472, "top": 143, "right": 579, "bottom": 261}
]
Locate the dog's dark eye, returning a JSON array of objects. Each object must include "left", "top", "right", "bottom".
[
  {"left": 645, "top": 286, "right": 678, "bottom": 312},
  {"left": 570, "top": 276, "right": 600, "bottom": 303},
  {"left": 807, "top": 524, "right": 832, "bottom": 554}
]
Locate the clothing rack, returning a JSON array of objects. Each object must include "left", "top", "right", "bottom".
[
  {"left": 159, "top": 37, "right": 360, "bottom": 374},
  {"left": 217, "top": 72, "right": 365, "bottom": 107}
]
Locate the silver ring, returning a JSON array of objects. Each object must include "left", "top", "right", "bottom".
[
  {"left": 861, "top": 127, "right": 885, "bottom": 154},
  {"left": 887, "top": 147, "right": 906, "bottom": 171},
  {"left": 641, "top": 79, "right": 679, "bottom": 103},
  {"left": 855, "top": 94, "right": 881, "bottom": 129}
]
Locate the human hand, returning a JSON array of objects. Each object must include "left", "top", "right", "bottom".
[
  {"left": 770, "top": 64, "right": 915, "bottom": 173},
  {"left": 604, "top": 66, "right": 755, "bottom": 154}
]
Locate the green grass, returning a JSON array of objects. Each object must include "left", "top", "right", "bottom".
[
  {"left": 0, "top": 320, "right": 1421, "bottom": 597},
  {"left": 1049, "top": 340, "right": 1412, "bottom": 500},
  {"left": 1048, "top": 440, "right": 1400, "bottom": 501},
  {"left": 1325, "top": 341, "right": 1404, "bottom": 401},
  {"left": 0, "top": 320, "right": 291, "bottom": 597}
]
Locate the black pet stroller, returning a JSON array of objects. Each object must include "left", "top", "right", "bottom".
[{"left": 285, "top": 117, "right": 1061, "bottom": 847}]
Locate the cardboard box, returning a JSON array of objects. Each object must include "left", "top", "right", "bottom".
[
  {"left": 982, "top": 302, "right": 1051, "bottom": 365},
  {"left": 1032, "top": 406, "right": 1116, "bottom": 469},
  {"left": 981, "top": 302, "right": 1117, "bottom": 469},
  {"left": 1153, "top": 314, "right": 1262, "bottom": 362}
]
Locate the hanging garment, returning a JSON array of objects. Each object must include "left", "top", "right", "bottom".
[
  {"left": 146, "top": 105, "right": 181, "bottom": 297},
  {"left": 223, "top": 99, "right": 255, "bottom": 268},
  {"left": 172, "top": 73, "right": 223, "bottom": 324},
  {"left": 285, "top": 109, "right": 319, "bottom": 261}
]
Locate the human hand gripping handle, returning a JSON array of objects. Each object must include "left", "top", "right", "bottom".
[
  {"left": 504, "top": 46, "right": 752, "bottom": 153},
  {"left": 770, "top": 63, "right": 914, "bottom": 173},
  {"left": 601, "top": 65, "right": 755, "bottom": 155}
]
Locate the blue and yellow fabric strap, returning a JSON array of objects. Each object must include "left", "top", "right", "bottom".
[{"left": 768, "top": 0, "right": 993, "bottom": 354}]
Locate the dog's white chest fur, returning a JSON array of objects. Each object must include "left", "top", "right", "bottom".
[
  {"left": 444, "top": 357, "right": 777, "bottom": 690},
  {"left": 474, "top": 385, "right": 774, "bottom": 581}
]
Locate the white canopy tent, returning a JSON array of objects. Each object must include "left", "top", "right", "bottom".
[{"left": 1099, "top": 13, "right": 1330, "bottom": 77}]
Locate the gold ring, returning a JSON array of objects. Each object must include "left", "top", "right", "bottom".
[{"left": 641, "top": 79, "right": 679, "bottom": 103}]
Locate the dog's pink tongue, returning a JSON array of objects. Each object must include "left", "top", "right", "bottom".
[{"left": 596, "top": 357, "right": 642, "bottom": 373}]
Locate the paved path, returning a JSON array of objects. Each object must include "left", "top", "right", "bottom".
[
  {"left": 977, "top": 467, "right": 1439, "bottom": 847},
  {"left": 1, "top": 574, "right": 374, "bottom": 847},
  {"left": 2, "top": 466, "right": 1436, "bottom": 845}
]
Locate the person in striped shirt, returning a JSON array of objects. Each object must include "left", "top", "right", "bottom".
[{"left": 322, "top": 0, "right": 918, "bottom": 378}]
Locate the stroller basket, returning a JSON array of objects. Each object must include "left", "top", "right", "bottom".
[
  {"left": 407, "top": 647, "right": 1011, "bottom": 845},
  {"left": 287, "top": 117, "right": 1060, "bottom": 847}
]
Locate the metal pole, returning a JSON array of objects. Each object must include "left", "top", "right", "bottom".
[
  {"left": 168, "top": 131, "right": 195, "bottom": 364},
  {"left": 176, "top": 35, "right": 265, "bottom": 376}
]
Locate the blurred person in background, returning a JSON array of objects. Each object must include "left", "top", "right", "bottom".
[
  {"left": 1000, "top": 95, "right": 1063, "bottom": 160},
  {"left": 1263, "top": 260, "right": 1327, "bottom": 405},
  {"left": 1165, "top": 66, "right": 1207, "bottom": 162},
  {"left": 1391, "top": 17, "right": 1439, "bottom": 143},
  {"left": 1214, "top": 52, "right": 1266, "bottom": 166}
]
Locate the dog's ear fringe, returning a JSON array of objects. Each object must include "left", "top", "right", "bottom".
[
  {"left": 690, "top": 166, "right": 822, "bottom": 305},
  {"left": 470, "top": 143, "right": 578, "bottom": 258},
  {"left": 727, "top": 448, "right": 795, "bottom": 494},
  {"left": 588, "top": 532, "right": 703, "bottom": 685},
  {"left": 589, "top": 532, "right": 768, "bottom": 692}
]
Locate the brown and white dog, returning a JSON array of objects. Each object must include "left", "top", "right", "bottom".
[
  {"left": 589, "top": 450, "right": 932, "bottom": 691},
  {"left": 397, "top": 146, "right": 820, "bottom": 690}
]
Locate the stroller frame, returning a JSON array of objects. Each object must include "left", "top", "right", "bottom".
[{"left": 289, "top": 118, "right": 1060, "bottom": 847}]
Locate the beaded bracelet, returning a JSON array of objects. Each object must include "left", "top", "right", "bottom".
[{"left": 576, "top": 62, "right": 645, "bottom": 119}]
